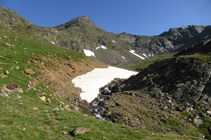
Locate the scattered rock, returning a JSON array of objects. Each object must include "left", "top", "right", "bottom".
[
  {"left": 74, "top": 127, "right": 90, "bottom": 134},
  {"left": 5, "top": 70, "right": 9, "bottom": 74},
  {"left": 33, "top": 107, "right": 39, "bottom": 110},
  {"left": 6, "top": 82, "right": 20, "bottom": 90},
  {"left": 62, "top": 131, "right": 68, "bottom": 135},
  {"left": 46, "top": 98, "right": 51, "bottom": 103},
  {"left": 74, "top": 105, "right": 79, "bottom": 111},
  {"left": 39, "top": 96, "right": 46, "bottom": 102},
  {"left": 207, "top": 110, "right": 211, "bottom": 114},
  {"left": 53, "top": 108, "right": 60, "bottom": 111},
  {"left": 4, "top": 43, "right": 12, "bottom": 48},
  {"left": 1, "top": 88, "right": 13, "bottom": 95},
  {"left": 2, "top": 75, "right": 7, "bottom": 78}
]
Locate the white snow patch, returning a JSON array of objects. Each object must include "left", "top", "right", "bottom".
[
  {"left": 72, "top": 66, "right": 138, "bottom": 102},
  {"left": 96, "top": 45, "right": 107, "bottom": 50},
  {"left": 205, "top": 35, "right": 209, "bottom": 39},
  {"left": 112, "top": 40, "right": 115, "bottom": 43},
  {"left": 122, "top": 56, "right": 126, "bottom": 60},
  {"left": 129, "top": 50, "right": 145, "bottom": 59},
  {"left": 83, "top": 49, "right": 95, "bottom": 57},
  {"left": 51, "top": 41, "right": 55, "bottom": 45},
  {"left": 143, "top": 54, "right": 148, "bottom": 58}
]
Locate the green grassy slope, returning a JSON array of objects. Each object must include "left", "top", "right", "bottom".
[{"left": 0, "top": 28, "right": 201, "bottom": 139}]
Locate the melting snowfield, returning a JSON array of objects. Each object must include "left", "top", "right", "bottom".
[{"left": 72, "top": 66, "right": 138, "bottom": 102}]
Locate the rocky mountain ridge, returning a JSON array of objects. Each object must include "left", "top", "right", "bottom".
[{"left": 118, "top": 25, "right": 211, "bottom": 57}]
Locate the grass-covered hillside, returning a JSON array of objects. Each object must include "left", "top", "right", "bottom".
[{"left": 0, "top": 25, "right": 202, "bottom": 140}]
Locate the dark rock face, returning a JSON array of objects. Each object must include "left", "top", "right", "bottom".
[{"left": 116, "top": 57, "right": 211, "bottom": 103}]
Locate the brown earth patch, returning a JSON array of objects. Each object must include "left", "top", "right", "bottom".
[{"left": 30, "top": 55, "right": 107, "bottom": 101}]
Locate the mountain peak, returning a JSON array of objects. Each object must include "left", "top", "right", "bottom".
[{"left": 53, "top": 15, "right": 98, "bottom": 30}]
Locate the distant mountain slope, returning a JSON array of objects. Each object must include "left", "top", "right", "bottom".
[{"left": 118, "top": 25, "right": 211, "bottom": 57}]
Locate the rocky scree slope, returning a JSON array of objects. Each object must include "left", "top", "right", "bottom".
[
  {"left": 118, "top": 25, "right": 211, "bottom": 57},
  {"left": 96, "top": 43, "right": 211, "bottom": 138}
]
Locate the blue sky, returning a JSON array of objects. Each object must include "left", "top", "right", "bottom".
[{"left": 0, "top": 0, "right": 211, "bottom": 36}]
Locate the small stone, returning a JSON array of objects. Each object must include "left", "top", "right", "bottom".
[
  {"left": 4, "top": 43, "right": 12, "bottom": 48},
  {"left": 74, "top": 127, "right": 90, "bottom": 134},
  {"left": 33, "top": 107, "right": 39, "bottom": 110},
  {"left": 46, "top": 98, "right": 51, "bottom": 103},
  {"left": 163, "top": 106, "right": 168, "bottom": 110},
  {"left": 194, "top": 119, "right": 203, "bottom": 127},
  {"left": 24, "top": 69, "right": 35, "bottom": 75},
  {"left": 207, "top": 110, "right": 211, "bottom": 114},
  {"left": 62, "top": 131, "right": 68, "bottom": 135},
  {"left": 5, "top": 70, "right": 9, "bottom": 74},
  {"left": 67, "top": 56, "right": 71, "bottom": 60},
  {"left": 17, "top": 95, "right": 21, "bottom": 99},
  {"left": 39, "top": 96, "right": 46, "bottom": 102},
  {"left": 60, "top": 101, "right": 65, "bottom": 105},
  {"left": 74, "top": 105, "right": 79, "bottom": 111},
  {"left": 53, "top": 108, "right": 60, "bottom": 111},
  {"left": 2, "top": 75, "right": 7, "bottom": 78}
]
